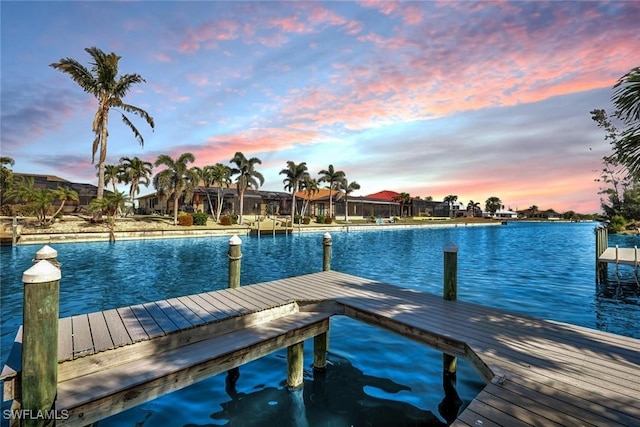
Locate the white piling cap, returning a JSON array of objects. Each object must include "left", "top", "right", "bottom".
[
  {"left": 323, "top": 232, "right": 332, "bottom": 240},
  {"left": 23, "top": 260, "right": 61, "bottom": 284},
  {"left": 229, "top": 235, "right": 242, "bottom": 245},
  {"left": 444, "top": 242, "right": 458, "bottom": 253},
  {"left": 34, "top": 245, "right": 58, "bottom": 260}
]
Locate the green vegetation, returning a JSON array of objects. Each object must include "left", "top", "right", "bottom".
[
  {"left": 192, "top": 212, "right": 208, "bottom": 226},
  {"left": 153, "top": 153, "right": 199, "bottom": 226},
  {"left": 6, "top": 176, "right": 79, "bottom": 226},
  {"left": 230, "top": 152, "right": 264, "bottom": 225}
]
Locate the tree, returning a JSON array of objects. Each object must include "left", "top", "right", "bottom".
[
  {"left": 279, "top": 161, "right": 309, "bottom": 223},
  {"left": 211, "top": 163, "right": 232, "bottom": 222},
  {"left": 103, "top": 164, "right": 123, "bottom": 194},
  {"left": 318, "top": 164, "right": 345, "bottom": 218},
  {"left": 0, "top": 156, "right": 14, "bottom": 206},
  {"left": 443, "top": 194, "right": 458, "bottom": 218},
  {"left": 89, "top": 191, "right": 126, "bottom": 242},
  {"left": 153, "top": 153, "right": 198, "bottom": 225},
  {"left": 300, "top": 176, "right": 319, "bottom": 217},
  {"left": 485, "top": 196, "right": 502, "bottom": 215},
  {"left": 120, "top": 156, "right": 153, "bottom": 209},
  {"left": 392, "top": 192, "right": 412, "bottom": 217},
  {"left": 612, "top": 66, "right": 640, "bottom": 177},
  {"left": 230, "top": 152, "right": 264, "bottom": 225},
  {"left": 50, "top": 47, "right": 155, "bottom": 200},
  {"left": 340, "top": 178, "right": 361, "bottom": 222},
  {"left": 6, "top": 177, "right": 78, "bottom": 226},
  {"left": 467, "top": 200, "right": 481, "bottom": 217}
]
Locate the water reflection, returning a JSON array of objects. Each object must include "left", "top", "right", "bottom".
[{"left": 207, "top": 354, "right": 448, "bottom": 427}]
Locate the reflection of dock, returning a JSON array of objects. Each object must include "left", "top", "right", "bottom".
[{"left": 3, "top": 259, "right": 640, "bottom": 425}]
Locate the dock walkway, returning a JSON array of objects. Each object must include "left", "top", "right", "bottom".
[{"left": 3, "top": 270, "right": 640, "bottom": 426}]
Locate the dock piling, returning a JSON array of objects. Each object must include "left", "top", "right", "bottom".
[
  {"left": 287, "top": 341, "right": 304, "bottom": 390},
  {"left": 21, "top": 257, "right": 61, "bottom": 427},
  {"left": 228, "top": 235, "right": 242, "bottom": 289},
  {"left": 442, "top": 243, "right": 458, "bottom": 402},
  {"left": 595, "top": 226, "right": 608, "bottom": 284},
  {"left": 322, "top": 232, "right": 332, "bottom": 271}
]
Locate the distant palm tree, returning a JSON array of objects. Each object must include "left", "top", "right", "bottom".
[
  {"left": 443, "top": 194, "right": 458, "bottom": 218},
  {"left": 467, "top": 200, "right": 481, "bottom": 217},
  {"left": 119, "top": 156, "right": 153, "bottom": 209},
  {"left": 230, "top": 152, "right": 264, "bottom": 225},
  {"left": 90, "top": 191, "right": 127, "bottom": 241},
  {"left": 529, "top": 205, "right": 539, "bottom": 218},
  {"left": 6, "top": 177, "right": 78, "bottom": 226},
  {"left": 300, "top": 176, "right": 319, "bottom": 217},
  {"left": 485, "top": 196, "right": 502, "bottom": 216},
  {"left": 318, "top": 164, "right": 345, "bottom": 218},
  {"left": 153, "top": 153, "right": 198, "bottom": 225},
  {"left": 50, "top": 47, "right": 154, "bottom": 200},
  {"left": 280, "top": 161, "right": 309, "bottom": 222},
  {"left": 340, "top": 178, "right": 361, "bottom": 222},
  {"left": 103, "top": 164, "right": 123, "bottom": 194},
  {"left": 51, "top": 187, "right": 80, "bottom": 220},
  {"left": 0, "top": 156, "right": 15, "bottom": 206},
  {"left": 211, "top": 163, "right": 232, "bottom": 222},
  {"left": 393, "top": 192, "right": 412, "bottom": 217}
]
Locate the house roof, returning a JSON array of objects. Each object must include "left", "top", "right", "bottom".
[
  {"left": 364, "top": 190, "right": 400, "bottom": 201},
  {"left": 293, "top": 188, "right": 341, "bottom": 201}
]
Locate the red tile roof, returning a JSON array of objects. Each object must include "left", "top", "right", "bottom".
[{"left": 364, "top": 190, "right": 400, "bottom": 201}]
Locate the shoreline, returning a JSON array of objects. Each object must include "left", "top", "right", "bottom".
[{"left": 1, "top": 216, "right": 509, "bottom": 245}]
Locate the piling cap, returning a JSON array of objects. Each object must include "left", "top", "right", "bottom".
[
  {"left": 323, "top": 232, "right": 332, "bottom": 240},
  {"left": 229, "top": 235, "right": 242, "bottom": 246},
  {"left": 23, "top": 260, "right": 61, "bottom": 284},
  {"left": 34, "top": 245, "right": 58, "bottom": 260},
  {"left": 444, "top": 242, "right": 458, "bottom": 253}
]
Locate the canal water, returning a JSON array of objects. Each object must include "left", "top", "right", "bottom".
[{"left": 1, "top": 221, "right": 639, "bottom": 426}]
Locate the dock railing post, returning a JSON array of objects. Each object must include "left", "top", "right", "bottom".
[
  {"left": 322, "top": 232, "right": 332, "bottom": 271},
  {"left": 440, "top": 243, "right": 462, "bottom": 422},
  {"left": 21, "top": 253, "right": 61, "bottom": 427},
  {"left": 228, "top": 235, "right": 242, "bottom": 289},
  {"left": 595, "top": 226, "right": 608, "bottom": 285}
]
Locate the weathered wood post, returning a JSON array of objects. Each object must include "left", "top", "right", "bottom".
[
  {"left": 595, "top": 225, "right": 608, "bottom": 285},
  {"left": 322, "top": 232, "right": 332, "bottom": 272},
  {"left": 21, "top": 256, "right": 61, "bottom": 427},
  {"left": 287, "top": 341, "right": 304, "bottom": 390},
  {"left": 226, "top": 235, "right": 242, "bottom": 391},
  {"left": 228, "top": 235, "right": 242, "bottom": 289},
  {"left": 12, "top": 215, "right": 18, "bottom": 246},
  {"left": 440, "top": 242, "right": 462, "bottom": 422}
]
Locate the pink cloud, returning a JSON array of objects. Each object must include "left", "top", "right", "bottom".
[{"left": 178, "top": 20, "right": 240, "bottom": 53}]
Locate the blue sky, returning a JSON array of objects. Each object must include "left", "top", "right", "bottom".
[{"left": 2, "top": 1, "right": 639, "bottom": 213}]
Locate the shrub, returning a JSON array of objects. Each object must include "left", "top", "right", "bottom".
[
  {"left": 177, "top": 214, "right": 194, "bottom": 226},
  {"left": 608, "top": 215, "right": 627, "bottom": 233},
  {"left": 220, "top": 215, "right": 233, "bottom": 226},
  {"left": 302, "top": 216, "right": 311, "bottom": 225},
  {"left": 316, "top": 215, "right": 325, "bottom": 224},
  {"left": 231, "top": 213, "right": 238, "bottom": 224},
  {"left": 294, "top": 214, "right": 303, "bottom": 224},
  {"left": 324, "top": 216, "right": 333, "bottom": 224},
  {"left": 192, "top": 212, "right": 208, "bottom": 226}
]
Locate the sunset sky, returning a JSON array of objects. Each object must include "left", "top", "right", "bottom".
[{"left": 2, "top": 1, "right": 639, "bottom": 213}]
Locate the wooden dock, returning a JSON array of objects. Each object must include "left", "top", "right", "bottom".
[{"left": 3, "top": 270, "right": 640, "bottom": 426}]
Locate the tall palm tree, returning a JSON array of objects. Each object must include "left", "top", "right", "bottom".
[
  {"left": 230, "top": 152, "right": 264, "bottom": 225},
  {"left": 340, "top": 178, "right": 360, "bottom": 222},
  {"left": 485, "top": 196, "right": 502, "bottom": 215},
  {"left": 153, "top": 153, "right": 198, "bottom": 225},
  {"left": 103, "top": 164, "right": 123, "bottom": 194},
  {"left": 211, "top": 163, "right": 232, "bottom": 222},
  {"left": 280, "top": 161, "right": 309, "bottom": 223},
  {"left": 119, "top": 156, "right": 153, "bottom": 208},
  {"left": 50, "top": 47, "right": 155, "bottom": 200},
  {"left": 443, "top": 194, "right": 458, "bottom": 218},
  {"left": 300, "top": 176, "right": 319, "bottom": 217},
  {"left": 318, "top": 164, "right": 345, "bottom": 218},
  {"left": 612, "top": 66, "right": 640, "bottom": 177},
  {"left": 0, "top": 156, "right": 14, "bottom": 206}
]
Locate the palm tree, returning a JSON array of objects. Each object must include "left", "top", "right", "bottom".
[
  {"left": 229, "top": 152, "right": 264, "bottom": 225},
  {"left": 103, "top": 164, "right": 123, "bottom": 194},
  {"left": 443, "top": 194, "right": 458, "bottom": 218},
  {"left": 279, "top": 161, "right": 309, "bottom": 223},
  {"left": 339, "top": 178, "right": 361, "bottom": 222},
  {"left": 50, "top": 187, "right": 80, "bottom": 221},
  {"left": 50, "top": 47, "right": 155, "bottom": 200},
  {"left": 6, "top": 177, "right": 78, "bottom": 226},
  {"left": 300, "top": 176, "right": 319, "bottom": 217},
  {"left": 318, "top": 164, "right": 345, "bottom": 218},
  {"left": 153, "top": 153, "right": 198, "bottom": 225},
  {"left": 393, "top": 192, "right": 412, "bottom": 218},
  {"left": 211, "top": 163, "right": 232, "bottom": 222},
  {"left": 467, "top": 200, "right": 481, "bottom": 217},
  {"left": 0, "top": 156, "right": 14, "bottom": 206},
  {"left": 119, "top": 156, "right": 153, "bottom": 209},
  {"left": 485, "top": 196, "right": 502, "bottom": 216},
  {"left": 90, "top": 191, "right": 127, "bottom": 241},
  {"left": 612, "top": 66, "right": 640, "bottom": 177}
]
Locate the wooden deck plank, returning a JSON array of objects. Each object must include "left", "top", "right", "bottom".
[
  {"left": 190, "top": 293, "right": 237, "bottom": 318},
  {"left": 156, "top": 299, "right": 193, "bottom": 330},
  {"left": 215, "top": 288, "right": 265, "bottom": 311},
  {"left": 129, "top": 304, "right": 164, "bottom": 338},
  {"left": 102, "top": 309, "right": 131, "bottom": 348},
  {"left": 200, "top": 291, "right": 249, "bottom": 315},
  {"left": 143, "top": 302, "right": 180, "bottom": 334},
  {"left": 116, "top": 306, "right": 148, "bottom": 343},
  {"left": 87, "top": 312, "right": 114, "bottom": 353},
  {"left": 175, "top": 295, "right": 219, "bottom": 323},
  {"left": 58, "top": 317, "right": 73, "bottom": 361},
  {"left": 71, "top": 314, "right": 94, "bottom": 358}
]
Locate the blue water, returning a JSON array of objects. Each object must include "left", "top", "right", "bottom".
[{"left": 1, "top": 222, "right": 639, "bottom": 426}]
